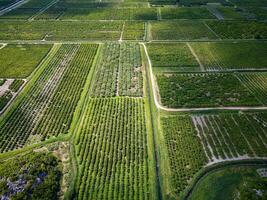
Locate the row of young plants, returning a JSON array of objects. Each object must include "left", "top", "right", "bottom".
[
  {"left": 90, "top": 42, "right": 143, "bottom": 97},
  {"left": 160, "top": 111, "right": 267, "bottom": 198},
  {"left": 192, "top": 112, "right": 267, "bottom": 162},
  {"left": 160, "top": 115, "right": 208, "bottom": 196},
  {"left": 237, "top": 72, "right": 267, "bottom": 105},
  {"left": 0, "top": 44, "right": 98, "bottom": 152},
  {"left": 74, "top": 97, "right": 149, "bottom": 200}
]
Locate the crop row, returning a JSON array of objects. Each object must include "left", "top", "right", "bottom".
[
  {"left": 74, "top": 97, "right": 149, "bottom": 200},
  {"left": 192, "top": 112, "right": 267, "bottom": 162},
  {"left": 237, "top": 73, "right": 267, "bottom": 104},
  {"left": 0, "top": 44, "right": 98, "bottom": 152},
  {"left": 90, "top": 42, "right": 143, "bottom": 97},
  {"left": 160, "top": 115, "right": 207, "bottom": 195}
]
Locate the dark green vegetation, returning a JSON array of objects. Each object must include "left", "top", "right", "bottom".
[
  {"left": 0, "top": 91, "right": 12, "bottom": 111},
  {"left": 0, "top": 44, "right": 52, "bottom": 78},
  {"left": 190, "top": 165, "right": 267, "bottom": 200},
  {"left": 0, "top": 151, "right": 62, "bottom": 200},
  {"left": 156, "top": 73, "right": 261, "bottom": 108}
]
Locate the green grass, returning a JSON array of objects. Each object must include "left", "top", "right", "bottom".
[
  {"left": 190, "top": 165, "right": 267, "bottom": 200},
  {"left": 190, "top": 42, "right": 267, "bottom": 70},
  {"left": 156, "top": 73, "right": 261, "bottom": 108},
  {"left": 147, "top": 43, "right": 200, "bottom": 72},
  {"left": 160, "top": 7, "right": 216, "bottom": 19},
  {"left": 0, "top": 44, "right": 52, "bottom": 78},
  {"left": 150, "top": 21, "right": 218, "bottom": 41}
]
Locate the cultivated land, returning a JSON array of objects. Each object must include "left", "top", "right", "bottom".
[{"left": 0, "top": 0, "right": 266, "bottom": 199}]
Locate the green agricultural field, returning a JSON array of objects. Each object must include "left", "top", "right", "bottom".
[
  {"left": 160, "top": 112, "right": 267, "bottom": 198},
  {"left": 190, "top": 165, "right": 267, "bottom": 200},
  {"left": 74, "top": 97, "right": 151, "bottom": 199},
  {"left": 206, "top": 21, "right": 267, "bottom": 39},
  {"left": 191, "top": 112, "right": 267, "bottom": 160},
  {"left": 1, "top": 0, "right": 267, "bottom": 199},
  {"left": 160, "top": 115, "right": 207, "bottom": 197},
  {"left": 146, "top": 43, "right": 200, "bottom": 72},
  {"left": 215, "top": 6, "right": 244, "bottom": 19},
  {"left": 150, "top": 21, "right": 218, "bottom": 40},
  {"left": 61, "top": 8, "right": 157, "bottom": 20},
  {"left": 90, "top": 42, "right": 143, "bottom": 97},
  {"left": 190, "top": 42, "right": 267, "bottom": 71},
  {"left": 0, "top": 21, "right": 123, "bottom": 40},
  {"left": 123, "top": 21, "right": 145, "bottom": 41},
  {"left": 160, "top": 7, "right": 216, "bottom": 19},
  {"left": 0, "top": 44, "right": 98, "bottom": 152},
  {"left": 156, "top": 73, "right": 262, "bottom": 108},
  {"left": 0, "top": 44, "right": 52, "bottom": 78}
]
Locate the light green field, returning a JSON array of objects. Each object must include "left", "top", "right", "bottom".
[{"left": 0, "top": 44, "right": 52, "bottom": 78}]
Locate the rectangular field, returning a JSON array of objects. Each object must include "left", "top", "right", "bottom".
[
  {"left": 160, "top": 7, "right": 216, "bottom": 19},
  {"left": 190, "top": 42, "right": 267, "bottom": 71},
  {"left": 0, "top": 21, "right": 123, "bottom": 41},
  {"left": 0, "top": 44, "right": 98, "bottom": 152},
  {"left": 0, "top": 44, "right": 52, "bottom": 78},
  {"left": 146, "top": 43, "right": 200, "bottom": 72},
  {"left": 149, "top": 21, "right": 218, "bottom": 41},
  {"left": 206, "top": 21, "right": 267, "bottom": 39},
  {"left": 90, "top": 42, "right": 143, "bottom": 97},
  {"left": 156, "top": 73, "right": 262, "bottom": 108},
  {"left": 74, "top": 97, "right": 150, "bottom": 200}
]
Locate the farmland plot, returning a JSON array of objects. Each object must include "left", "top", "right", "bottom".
[
  {"left": 0, "top": 44, "right": 52, "bottom": 78},
  {"left": 150, "top": 21, "right": 218, "bottom": 41},
  {"left": 74, "top": 97, "right": 149, "bottom": 200},
  {"left": 160, "top": 7, "right": 216, "bottom": 19},
  {"left": 60, "top": 8, "right": 157, "bottom": 20},
  {"left": 90, "top": 42, "right": 143, "bottom": 97},
  {"left": 160, "top": 112, "right": 267, "bottom": 197},
  {"left": 160, "top": 115, "right": 207, "bottom": 196},
  {"left": 123, "top": 21, "right": 145, "bottom": 41},
  {"left": 190, "top": 42, "right": 267, "bottom": 71},
  {"left": 146, "top": 43, "right": 200, "bottom": 72},
  {"left": 156, "top": 73, "right": 261, "bottom": 108},
  {"left": 206, "top": 21, "right": 267, "bottom": 39},
  {"left": 0, "top": 44, "right": 98, "bottom": 152},
  {"left": 0, "top": 21, "right": 123, "bottom": 41},
  {"left": 237, "top": 72, "right": 267, "bottom": 104},
  {"left": 192, "top": 112, "right": 267, "bottom": 162}
]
